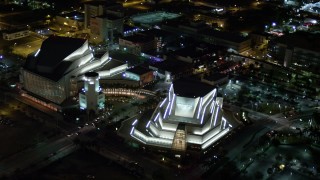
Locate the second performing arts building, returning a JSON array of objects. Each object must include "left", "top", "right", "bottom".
[{"left": 129, "top": 79, "right": 239, "bottom": 151}]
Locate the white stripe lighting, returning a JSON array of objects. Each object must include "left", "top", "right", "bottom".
[
  {"left": 146, "top": 121, "right": 151, "bottom": 128},
  {"left": 163, "top": 101, "right": 171, "bottom": 119},
  {"left": 132, "top": 119, "right": 138, "bottom": 126},
  {"left": 159, "top": 98, "right": 167, "bottom": 107},
  {"left": 197, "top": 97, "right": 203, "bottom": 119},
  {"left": 130, "top": 127, "right": 135, "bottom": 135},
  {"left": 169, "top": 94, "right": 175, "bottom": 115},
  {"left": 153, "top": 112, "right": 160, "bottom": 122}
]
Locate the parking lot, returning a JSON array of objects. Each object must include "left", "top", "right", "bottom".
[{"left": 0, "top": 94, "right": 58, "bottom": 159}]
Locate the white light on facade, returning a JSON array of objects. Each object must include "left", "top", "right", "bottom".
[
  {"left": 159, "top": 98, "right": 167, "bottom": 107},
  {"left": 132, "top": 119, "right": 138, "bottom": 126},
  {"left": 130, "top": 127, "right": 135, "bottom": 135},
  {"left": 197, "top": 97, "right": 203, "bottom": 119},
  {"left": 169, "top": 94, "right": 175, "bottom": 115},
  {"left": 146, "top": 121, "right": 151, "bottom": 128},
  {"left": 154, "top": 112, "right": 160, "bottom": 122},
  {"left": 34, "top": 49, "right": 40, "bottom": 57},
  {"left": 163, "top": 101, "right": 171, "bottom": 119}
]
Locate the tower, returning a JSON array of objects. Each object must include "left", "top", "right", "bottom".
[{"left": 79, "top": 72, "right": 105, "bottom": 114}]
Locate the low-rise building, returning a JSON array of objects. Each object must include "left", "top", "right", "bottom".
[
  {"left": 271, "top": 32, "right": 320, "bottom": 72},
  {"left": 3, "top": 29, "right": 29, "bottom": 40},
  {"left": 149, "top": 60, "right": 193, "bottom": 82},
  {"left": 124, "top": 66, "right": 154, "bottom": 86},
  {"left": 119, "top": 34, "right": 156, "bottom": 55},
  {"left": 201, "top": 73, "right": 228, "bottom": 86}
]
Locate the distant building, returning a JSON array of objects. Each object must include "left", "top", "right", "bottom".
[
  {"left": 84, "top": 0, "right": 124, "bottom": 43},
  {"left": 56, "top": 11, "right": 84, "bottom": 30},
  {"left": 250, "top": 32, "right": 269, "bottom": 47},
  {"left": 193, "top": 13, "right": 227, "bottom": 28},
  {"left": 124, "top": 66, "right": 154, "bottom": 86},
  {"left": 2, "top": 29, "right": 29, "bottom": 40},
  {"left": 90, "top": 14, "right": 124, "bottom": 42},
  {"left": 201, "top": 73, "right": 228, "bottom": 86},
  {"left": 162, "top": 21, "right": 251, "bottom": 54},
  {"left": 119, "top": 34, "right": 156, "bottom": 55},
  {"left": 129, "top": 79, "right": 236, "bottom": 151},
  {"left": 79, "top": 72, "right": 105, "bottom": 114},
  {"left": 149, "top": 60, "right": 193, "bottom": 82},
  {"left": 84, "top": 1, "right": 109, "bottom": 29},
  {"left": 272, "top": 32, "right": 320, "bottom": 72}
]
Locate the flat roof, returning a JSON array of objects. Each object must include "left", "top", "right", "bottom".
[
  {"left": 139, "top": 29, "right": 173, "bottom": 37},
  {"left": 276, "top": 31, "right": 320, "bottom": 52},
  {"left": 203, "top": 73, "right": 228, "bottom": 81},
  {"left": 121, "top": 34, "right": 154, "bottom": 43},
  {"left": 131, "top": 11, "right": 181, "bottom": 24},
  {"left": 150, "top": 59, "right": 192, "bottom": 74},
  {"left": 127, "top": 66, "right": 151, "bottom": 75},
  {"left": 96, "top": 13, "right": 122, "bottom": 20},
  {"left": 173, "top": 78, "right": 214, "bottom": 98},
  {"left": 83, "top": 0, "right": 119, "bottom": 6},
  {"left": 59, "top": 11, "right": 84, "bottom": 21},
  {"left": 201, "top": 29, "right": 250, "bottom": 43},
  {"left": 3, "top": 29, "right": 28, "bottom": 34}
]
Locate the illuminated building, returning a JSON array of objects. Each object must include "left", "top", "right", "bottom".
[
  {"left": 124, "top": 66, "right": 154, "bottom": 86},
  {"left": 130, "top": 79, "right": 235, "bottom": 151},
  {"left": 79, "top": 72, "right": 105, "bottom": 113},
  {"left": 84, "top": 1, "right": 123, "bottom": 29},
  {"left": 84, "top": 0, "right": 124, "bottom": 43},
  {"left": 272, "top": 32, "right": 320, "bottom": 72},
  {"left": 20, "top": 36, "right": 127, "bottom": 111},
  {"left": 56, "top": 11, "right": 84, "bottom": 30},
  {"left": 119, "top": 34, "right": 156, "bottom": 55},
  {"left": 3, "top": 29, "right": 30, "bottom": 40}
]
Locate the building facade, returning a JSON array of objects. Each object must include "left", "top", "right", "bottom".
[
  {"left": 20, "top": 36, "right": 126, "bottom": 111},
  {"left": 79, "top": 72, "right": 105, "bottom": 114},
  {"left": 129, "top": 79, "right": 234, "bottom": 151}
]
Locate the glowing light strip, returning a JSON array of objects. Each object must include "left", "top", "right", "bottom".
[
  {"left": 201, "top": 100, "right": 211, "bottom": 124},
  {"left": 159, "top": 98, "right": 167, "bottom": 107},
  {"left": 200, "top": 96, "right": 214, "bottom": 124},
  {"left": 34, "top": 49, "right": 40, "bottom": 57},
  {"left": 163, "top": 101, "right": 171, "bottom": 119},
  {"left": 132, "top": 119, "right": 138, "bottom": 126},
  {"left": 213, "top": 89, "right": 216, "bottom": 98},
  {"left": 168, "top": 84, "right": 173, "bottom": 101},
  {"left": 146, "top": 121, "right": 151, "bottom": 128},
  {"left": 169, "top": 94, "right": 175, "bottom": 115},
  {"left": 213, "top": 107, "right": 219, "bottom": 126},
  {"left": 148, "top": 131, "right": 154, "bottom": 137},
  {"left": 153, "top": 112, "right": 160, "bottom": 122},
  {"left": 211, "top": 100, "right": 216, "bottom": 113},
  {"left": 229, "top": 124, "right": 233, "bottom": 127},
  {"left": 197, "top": 97, "right": 203, "bottom": 119},
  {"left": 130, "top": 127, "right": 135, "bottom": 135},
  {"left": 202, "top": 128, "right": 229, "bottom": 149}
]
